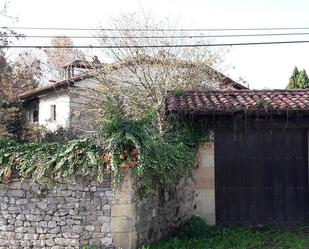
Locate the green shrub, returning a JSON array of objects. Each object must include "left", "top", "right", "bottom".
[
  {"left": 0, "top": 139, "right": 105, "bottom": 184},
  {"left": 0, "top": 102, "right": 209, "bottom": 197},
  {"left": 100, "top": 102, "right": 206, "bottom": 196}
]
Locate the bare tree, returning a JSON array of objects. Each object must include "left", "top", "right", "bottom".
[
  {"left": 12, "top": 51, "right": 42, "bottom": 90},
  {"left": 44, "top": 36, "right": 86, "bottom": 80},
  {"left": 89, "top": 12, "right": 226, "bottom": 135}
]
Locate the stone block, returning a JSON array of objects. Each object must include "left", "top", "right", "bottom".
[
  {"left": 25, "top": 214, "right": 42, "bottom": 222},
  {"left": 199, "top": 143, "right": 215, "bottom": 168},
  {"left": 24, "top": 233, "right": 39, "bottom": 240},
  {"left": 55, "top": 237, "right": 79, "bottom": 246},
  {"left": 101, "top": 237, "right": 113, "bottom": 245},
  {"left": 111, "top": 204, "right": 134, "bottom": 217},
  {"left": 111, "top": 217, "right": 134, "bottom": 232},
  {"left": 10, "top": 190, "right": 24, "bottom": 197},
  {"left": 8, "top": 181, "right": 21, "bottom": 190},
  {"left": 113, "top": 231, "right": 136, "bottom": 249},
  {"left": 194, "top": 174, "right": 214, "bottom": 190}
]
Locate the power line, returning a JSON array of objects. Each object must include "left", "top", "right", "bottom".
[
  {"left": 4, "top": 40, "right": 309, "bottom": 49},
  {"left": 4, "top": 26, "right": 309, "bottom": 31},
  {"left": 4, "top": 32, "right": 309, "bottom": 39}
]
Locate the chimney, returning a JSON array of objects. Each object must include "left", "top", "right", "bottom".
[{"left": 92, "top": 56, "right": 100, "bottom": 63}]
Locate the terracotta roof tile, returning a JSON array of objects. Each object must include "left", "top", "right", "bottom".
[
  {"left": 166, "top": 90, "right": 309, "bottom": 115},
  {"left": 19, "top": 74, "right": 92, "bottom": 100}
]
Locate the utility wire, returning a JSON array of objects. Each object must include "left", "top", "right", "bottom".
[
  {"left": 4, "top": 32, "right": 309, "bottom": 39},
  {"left": 4, "top": 40, "right": 309, "bottom": 49},
  {"left": 4, "top": 26, "right": 309, "bottom": 31}
]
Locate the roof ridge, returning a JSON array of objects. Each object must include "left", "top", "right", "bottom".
[
  {"left": 166, "top": 90, "right": 309, "bottom": 115},
  {"left": 168, "top": 89, "right": 309, "bottom": 95}
]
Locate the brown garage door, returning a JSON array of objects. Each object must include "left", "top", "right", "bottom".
[{"left": 215, "top": 129, "right": 308, "bottom": 225}]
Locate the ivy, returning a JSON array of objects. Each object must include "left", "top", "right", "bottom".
[
  {"left": 0, "top": 103, "right": 209, "bottom": 197},
  {"left": 0, "top": 139, "right": 105, "bottom": 184},
  {"left": 100, "top": 102, "right": 209, "bottom": 196}
]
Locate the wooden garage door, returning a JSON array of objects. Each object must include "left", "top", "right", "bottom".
[{"left": 215, "top": 129, "right": 308, "bottom": 225}]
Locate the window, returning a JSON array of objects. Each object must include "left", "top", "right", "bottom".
[
  {"left": 33, "top": 110, "right": 39, "bottom": 122},
  {"left": 50, "top": 105, "right": 56, "bottom": 121},
  {"left": 26, "top": 101, "right": 39, "bottom": 123},
  {"left": 27, "top": 111, "right": 32, "bottom": 122}
]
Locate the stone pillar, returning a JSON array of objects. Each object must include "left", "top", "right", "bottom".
[
  {"left": 193, "top": 141, "right": 216, "bottom": 225},
  {"left": 111, "top": 171, "right": 137, "bottom": 249},
  {"left": 111, "top": 169, "right": 196, "bottom": 248}
]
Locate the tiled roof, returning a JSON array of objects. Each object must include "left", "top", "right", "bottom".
[
  {"left": 19, "top": 74, "right": 92, "bottom": 100},
  {"left": 166, "top": 90, "right": 309, "bottom": 115},
  {"left": 62, "top": 59, "right": 104, "bottom": 69}
]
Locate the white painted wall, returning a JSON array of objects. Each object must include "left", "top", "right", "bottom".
[
  {"left": 25, "top": 78, "right": 100, "bottom": 132},
  {"left": 38, "top": 92, "right": 70, "bottom": 131}
]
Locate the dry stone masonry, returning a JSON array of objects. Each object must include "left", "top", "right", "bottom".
[
  {"left": 135, "top": 176, "right": 195, "bottom": 246},
  {"left": 0, "top": 172, "right": 195, "bottom": 249},
  {"left": 0, "top": 179, "right": 113, "bottom": 249},
  {"left": 111, "top": 172, "right": 195, "bottom": 249}
]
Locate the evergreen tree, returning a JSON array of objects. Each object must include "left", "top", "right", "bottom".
[
  {"left": 296, "top": 69, "right": 309, "bottom": 89},
  {"left": 286, "top": 66, "right": 299, "bottom": 89}
]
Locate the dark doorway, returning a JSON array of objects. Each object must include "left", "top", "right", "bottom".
[{"left": 215, "top": 129, "right": 308, "bottom": 225}]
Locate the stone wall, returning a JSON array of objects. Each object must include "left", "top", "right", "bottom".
[
  {"left": 135, "top": 176, "right": 195, "bottom": 247},
  {"left": 111, "top": 172, "right": 195, "bottom": 249},
  {"left": 69, "top": 89, "right": 101, "bottom": 139},
  {"left": 0, "top": 172, "right": 196, "bottom": 249},
  {"left": 0, "top": 178, "right": 113, "bottom": 249}
]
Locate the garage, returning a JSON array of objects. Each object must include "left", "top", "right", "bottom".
[
  {"left": 215, "top": 128, "right": 308, "bottom": 225},
  {"left": 167, "top": 89, "right": 309, "bottom": 225}
]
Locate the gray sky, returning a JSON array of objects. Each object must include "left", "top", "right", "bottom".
[{"left": 2, "top": 0, "right": 309, "bottom": 89}]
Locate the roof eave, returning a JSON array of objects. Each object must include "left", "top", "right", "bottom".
[
  {"left": 19, "top": 74, "right": 93, "bottom": 101},
  {"left": 168, "top": 109, "right": 309, "bottom": 117}
]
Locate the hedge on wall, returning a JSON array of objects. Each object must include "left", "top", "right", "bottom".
[
  {"left": 0, "top": 139, "right": 105, "bottom": 184},
  {"left": 0, "top": 103, "right": 209, "bottom": 196}
]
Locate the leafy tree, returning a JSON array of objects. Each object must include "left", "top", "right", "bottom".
[
  {"left": 286, "top": 66, "right": 300, "bottom": 89},
  {"left": 0, "top": 23, "right": 19, "bottom": 138},
  {"left": 0, "top": 50, "right": 41, "bottom": 140},
  {"left": 0, "top": 50, "right": 24, "bottom": 139},
  {"left": 0, "top": 4, "right": 41, "bottom": 139}
]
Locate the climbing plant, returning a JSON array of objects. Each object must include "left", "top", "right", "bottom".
[
  {"left": 0, "top": 139, "right": 105, "bottom": 184},
  {"left": 100, "top": 101, "right": 209, "bottom": 196},
  {"left": 0, "top": 102, "right": 209, "bottom": 196}
]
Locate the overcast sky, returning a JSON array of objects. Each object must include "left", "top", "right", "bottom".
[{"left": 2, "top": 0, "right": 309, "bottom": 89}]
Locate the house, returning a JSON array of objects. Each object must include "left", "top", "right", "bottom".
[
  {"left": 19, "top": 58, "right": 247, "bottom": 137},
  {"left": 167, "top": 89, "right": 309, "bottom": 225},
  {"left": 19, "top": 59, "right": 103, "bottom": 136}
]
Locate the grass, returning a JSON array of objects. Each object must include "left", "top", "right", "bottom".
[{"left": 141, "top": 217, "right": 309, "bottom": 249}]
